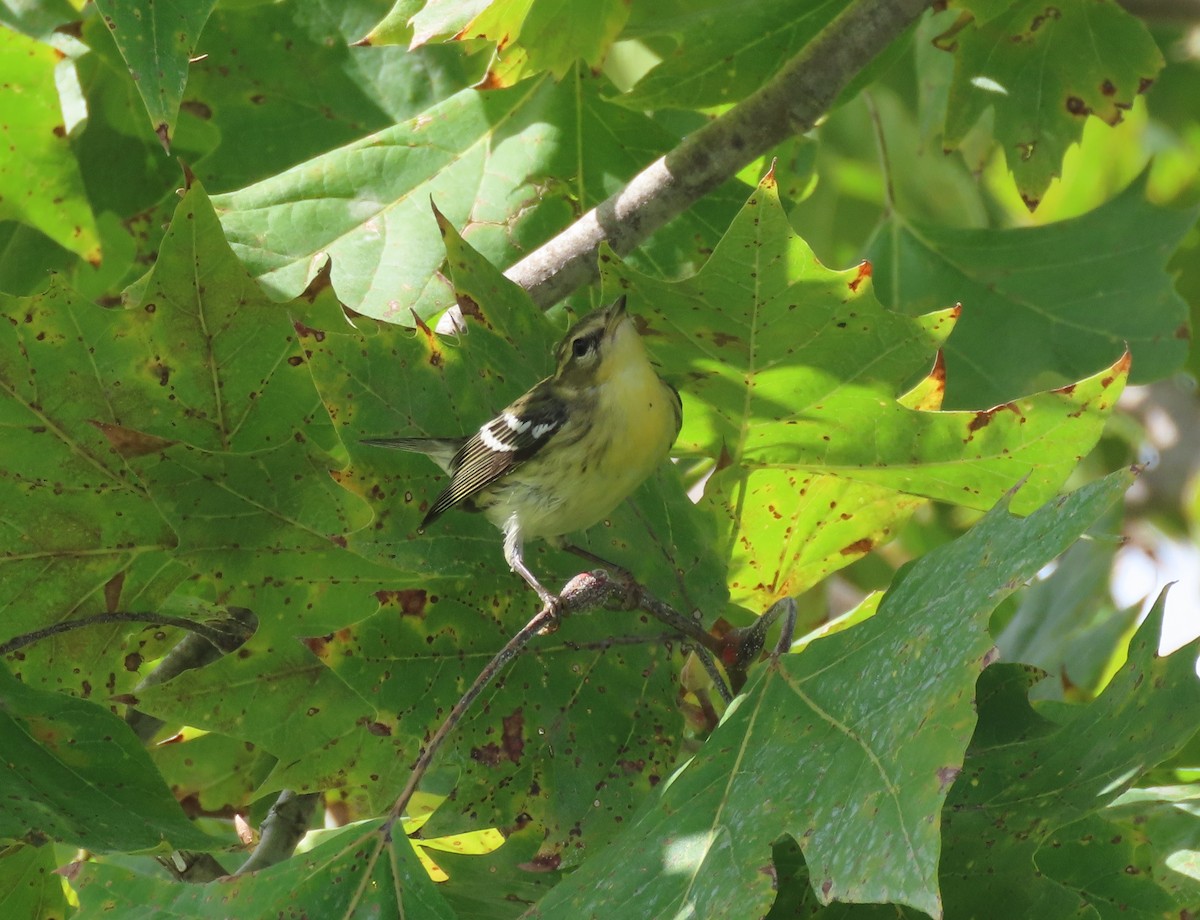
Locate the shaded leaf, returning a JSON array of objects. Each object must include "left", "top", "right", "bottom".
[
  {"left": 0, "top": 842, "right": 71, "bottom": 920},
  {"left": 943, "top": 0, "right": 1163, "bottom": 209},
  {"left": 996, "top": 510, "right": 1139, "bottom": 700},
  {"left": 186, "top": 0, "right": 472, "bottom": 193},
  {"left": 74, "top": 820, "right": 456, "bottom": 918},
  {"left": 0, "top": 665, "right": 217, "bottom": 852},
  {"left": 129, "top": 634, "right": 410, "bottom": 806},
  {"left": 622, "top": 0, "right": 843, "bottom": 110},
  {"left": 151, "top": 730, "right": 274, "bottom": 817},
  {"left": 870, "top": 176, "right": 1194, "bottom": 407},
  {"left": 91, "top": 0, "right": 216, "bottom": 149},
  {"left": 0, "top": 279, "right": 184, "bottom": 690},
  {"left": 935, "top": 591, "right": 1200, "bottom": 917}
]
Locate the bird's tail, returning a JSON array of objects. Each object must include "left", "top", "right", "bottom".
[{"left": 361, "top": 437, "right": 462, "bottom": 474}]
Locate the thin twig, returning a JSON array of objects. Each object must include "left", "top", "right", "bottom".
[
  {"left": 504, "top": 0, "right": 933, "bottom": 307},
  {"left": 0, "top": 611, "right": 241, "bottom": 657},
  {"left": 633, "top": 587, "right": 723, "bottom": 656}
]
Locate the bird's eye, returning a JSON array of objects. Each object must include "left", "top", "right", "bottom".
[{"left": 572, "top": 337, "right": 590, "bottom": 358}]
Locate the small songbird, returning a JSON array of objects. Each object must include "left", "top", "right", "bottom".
[{"left": 364, "top": 296, "right": 682, "bottom": 608}]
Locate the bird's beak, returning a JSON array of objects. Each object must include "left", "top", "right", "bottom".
[{"left": 606, "top": 294, "right": 628, "bottom": 331}]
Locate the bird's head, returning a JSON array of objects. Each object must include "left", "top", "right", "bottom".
[{"left": 552, "top": 295, "right": 649, "bottom": 388}]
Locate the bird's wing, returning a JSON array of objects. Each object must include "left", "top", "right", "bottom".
[{"left": 423, "top": 381, "right": 569, "bottom": 524}]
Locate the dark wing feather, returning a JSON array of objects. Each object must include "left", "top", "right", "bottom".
[{"left": 422, "top": 381, "right": 568, "bottom": 527}]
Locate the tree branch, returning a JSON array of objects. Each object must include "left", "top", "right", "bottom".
[
  {"left": 504, "top": 0, "right": 933, "bottom": 306},
  {"left": 235, "top": 790, "right": 322, "bottom": 875}
]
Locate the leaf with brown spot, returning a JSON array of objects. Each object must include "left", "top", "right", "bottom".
[
  {"left": 88, "top": 420, "right": 176, "bottom": 459},
  {"left": 612, "top": 175, "right": 1126, "bottom": 609},
  {"left": 944, "top": 0, "right": 1164, "bottom": 206}
]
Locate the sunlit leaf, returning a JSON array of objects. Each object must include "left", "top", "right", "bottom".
[
  {"left": 462, "top": 0, "right": 630, "bottom": 86},
  {"left": 0, "top": 27, "right": 99, "bottom": 262},
  {"left": 613, "top": 173, "right": 1126, "bottom": 608},
  {"left": 214, "top": 74, "right": 749, "bottom": 321}
]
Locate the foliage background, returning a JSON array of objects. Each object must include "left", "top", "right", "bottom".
[{"left": 1, "top": 0, "right": 1199, "bottom": 917}]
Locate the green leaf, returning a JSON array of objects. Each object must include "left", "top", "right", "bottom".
[
  {"left": 184, "top": 0, "right": 472, "bottom": 193},
  {"left": 0, "top": 0, "right": 77, "bottom": 41},
  {"left": 357, "top": 0, "right": 424, "bottom": 46},
  {"left": 150, "top": 730, "right": 274, "bottom": 816},
  {"left": 1093, "top": 786, "right": 1200, "bottom": 912},
  {"left": 112, "top": 181, "right": 327, "bottom": 453},
  {"left": 622, "top": 0, "right": 843, "bottom": 110},
  {"left": 935, "top": 591, "right": 1200, "bottom": 917},
  {"left": 214, "top": 73, "right": 750, "bottom": 321},
  {"left": 464, "top": 0, "right": 631, "bottom": 86},
  {"left": 128, "top": 633, "right": 410, "bottom": 805},
  {"left": 91, "top": 0, "right": 216, "bottom": 149},
  {"left": 0, "top": 842, "right": 70, "bottom": 920},
  {"left": 943, "top": 0, "right": 1163, "bottom": 209},
  {"left": 0, "top": 665, "right": 216, "bottom": 852},
  {"left": 613, "top": 174, "right": 1127, "bottom": 609},
  {"left": 212, "top": 76, "right": 585, "bottom": 320},
  {"left": 0, "top": 27, "right": 99, "bottom": 262},
  {"left": 995, "top": 511, "right": 1140, "bottom": 700},
  {"left": 870, "top": 176, "right": 1195, "bottom": 407},
  {"left": 527, "top": 470, "right": 1133, "bottom": 919},
  {"left": 0, "top": 181, "right": 387, "bottom": 701},
  {"left": 74, "top": 820, "right": 456, "bottom": 919},
  {"left": 0, "top": 279, "right": 184, "bottom": 691},
  {"left": 409, "top": 0, "right": 493, "bottom": 46}
]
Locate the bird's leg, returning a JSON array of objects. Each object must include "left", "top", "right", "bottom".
[{"left": 503, "top": 519, "right": 562, "bottom": 628}]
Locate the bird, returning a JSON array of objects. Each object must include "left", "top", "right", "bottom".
[{"left": 363, "top": 295, "right": 682, "bottom": 609}]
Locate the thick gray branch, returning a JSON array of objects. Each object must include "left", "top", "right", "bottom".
[
  {"left": 504, "top": 0, "right": 934, "bottom": 307},
  {"left": 236, "top": 790, "right": 322, "bottom": 875}
]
